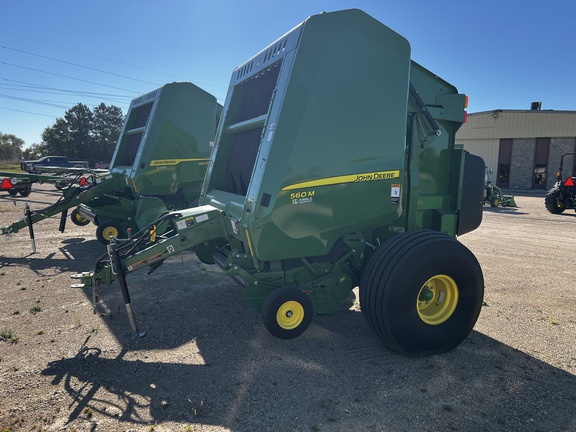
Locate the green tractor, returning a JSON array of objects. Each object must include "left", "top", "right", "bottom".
[
  {"left": 484, "top": 168, "right": 503, "bottom": 207},
  {"left": 483, "top": 167, "right": 516, "bottom": 208},
  {"left": 73, "top": 9, "right": 486, "bottom": 356},
  {"left": 545, "top": 152, "right": 576, "bottom": 214}
]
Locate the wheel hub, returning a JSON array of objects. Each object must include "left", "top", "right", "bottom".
[
  {"left": 276, "top": 301, "right": 304, "bottom": 330},
  {"left": 416, "top": 274, "right": 459, "bottom": 325}
]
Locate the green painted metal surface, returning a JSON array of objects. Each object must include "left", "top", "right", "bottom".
[
  {"left": 110, "top": 82, "right": 219, "bottom": 199},
  {"left": 1, "top": 173, "right": 124, "bottom": 234}
]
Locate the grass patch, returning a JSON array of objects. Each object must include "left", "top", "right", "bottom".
[
  {"left": 29, "top": 305, "right": 42, "bottom": 314},
  {"left": 0, "top": 328, "right": 20, "bottom": 343},
  {"left": 0, "top": 162, "right": 21, "bottom": 172}
]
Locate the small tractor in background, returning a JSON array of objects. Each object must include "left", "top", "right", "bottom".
[
  {"left": 1, "top": 82, "right": 221, "bottom": 246},
  {"left": 484, "top": 167, "right": 517, "bottom": 208},
  {"left": 545, "top": 152, "right": 576, "bottom": 214},
  {"left": 73, "top": 9, "right": 486, "bottom": 357}
]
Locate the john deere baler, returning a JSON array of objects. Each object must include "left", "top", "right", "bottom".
[
  {"left": 2, "top": 82, "right": 221, "bottom": 246},
  {"left": 73, "top": 9, "right": 485, "bottom": 356}
]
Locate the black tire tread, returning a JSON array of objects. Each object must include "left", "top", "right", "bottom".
[
  {"left": 544, "top": 187, "right": 565, "bottom": 214},
  {"left": 70, "top": 208, "right": 90, "bottom": 226},
  {"left": 360, "top": 230, "right": 483, "bottom": 356},
  {"left": 95, "top": 221, "right": 124, "bottom": 245},
  {"left": 262, "top": 286, "right": 313, "bottom": 340}
]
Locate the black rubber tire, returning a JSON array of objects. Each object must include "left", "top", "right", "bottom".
[
  {"left": 262, "top": 287, "right": 313, "bottom": 340},
  {"left": 360, "top": 230, "right": 484, "bottom": 357},
  {"left": 7, "top": 189, "right": 18, "bottom": 196},
  {"left": 490, "top": 197, "right": 500, "bottom": 207},
  {"left": 95, "top": 221, "right": 125, "bottom": 245},
  {"left": 18, "top": 185, "right": 32, "bottom": 197},
  {"left": 544, "top": 187, "right": 566, "bottom": 214},
  {"left": 70, "top": 208, "right": 91, "bottom": 226}
]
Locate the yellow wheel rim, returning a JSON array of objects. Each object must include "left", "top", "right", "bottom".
[
  {"left": 417, "top": 274, "right": 459, "bottom": 325},
  {"left": 103, "top": 226, "right": 119, "bottom": 241},
  {"left": 75, "top": 213, "right": 88, "bottom": 224},
  {"left": 276, "top": 301, "right": 305, "bottom": 330}
]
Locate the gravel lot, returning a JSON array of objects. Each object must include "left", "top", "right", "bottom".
[{"left": 0, "top": 184, "right": 575, "bottom": 432}]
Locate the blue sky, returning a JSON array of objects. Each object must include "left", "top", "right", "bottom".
[{"left": 1, "top": 0, "right": 575, "bottom": 148}]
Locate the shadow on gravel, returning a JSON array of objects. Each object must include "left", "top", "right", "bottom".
[
  {"left": 0, "top": 194, "right": 61, "bottom": 207},
  {"left": 551, "top": 212, "right": 576, "bottom": 218},
  {"left": 0, "top": 238, "right": 103, "bottom": 274},
  {"left": 41, "top": 255, "right": 576, "bottom": 431},
  {"left": 482, "top": 206, "right": 529, "bottom": 216}
]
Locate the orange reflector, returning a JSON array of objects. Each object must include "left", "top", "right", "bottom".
[
  {"left": 564, "top": 177, "right": 575, "bottom": 187},
  {"left": 1, "top": 178, "right": 14, "bottom": 190},
  {"left": 79, "top": 177, "right": 89, "bottom": 186},
  {"left": 464, "top": 95, "right": 469, "bottom": 108}
]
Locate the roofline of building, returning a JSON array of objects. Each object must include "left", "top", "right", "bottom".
[{"left": 469, "top": 109, "right": 576, "bottom": 116}]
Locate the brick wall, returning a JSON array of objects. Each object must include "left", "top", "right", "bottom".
[
  {"left": 510, "top": 138, "right": 535, "bottom": 189},
  {"left": 547, "top": 138, "right": 575, "bottom": 188}
]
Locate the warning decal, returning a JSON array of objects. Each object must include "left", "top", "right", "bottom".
[{"left": 390, "top": 184, "right": 400, "bottom": 206}]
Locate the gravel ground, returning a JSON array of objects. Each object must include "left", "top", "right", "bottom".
[{"left": 0, "top": 184, "right": 575, "bottom": 432}]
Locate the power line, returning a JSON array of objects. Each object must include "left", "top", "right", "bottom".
[
  {"left": 0, "top": 30, "right": 227, "bottom": 92},
  {"left": 1, "top": 45, "right": 163, "bottom": 88},
  {"left": 0, "top": 78, "right": 133, "bottom": 99},
  {"left": 0, "top": 80, "right": 132, "bottom": 105},
  {"left": 0, "top": 106, "right": 57, "bottom": 118},
  {"left": 0, "top": 61, "right": 143, "bottom": 94},
  {"left": 0, "top": 93, "right": 71, "bottom": 109}
]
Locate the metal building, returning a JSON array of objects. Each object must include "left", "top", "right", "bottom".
[{"left": 456, "top": 105, "right": 576, "bottom": 190}]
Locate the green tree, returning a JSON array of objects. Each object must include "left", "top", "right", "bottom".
[
  {"left": 41, "top": 103, "right": 124, "bottom": 166},
  {"left": 0, "top": 132, "right": 25, "bottom": 160},
  {"left": 42, "top": 103, "right": 94, "bottom": 160},
  {"left": 22, "top": 143, "right": 46, "bottom": 160},
  {"left": 92, "top": 103, "right": 124, "bottom": 165}
]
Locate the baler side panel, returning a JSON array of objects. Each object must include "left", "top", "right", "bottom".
[
  {"left": 251, "top": 11, "right": 411, "bottom": 261},
  {"left": 203, "top": 10, "right": 411, "bottom": 261},
  {"left": 404, "top": 62, "right": 475, "bottom": 236},
  {"left": 134, "top": 85, "right": 217, "bottom": 197}
]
